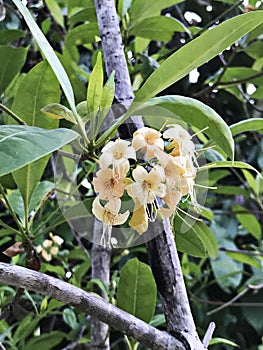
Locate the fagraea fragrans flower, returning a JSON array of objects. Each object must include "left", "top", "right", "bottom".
[{"left": 92, "top": 124, "right": 200, "bottom": 244}]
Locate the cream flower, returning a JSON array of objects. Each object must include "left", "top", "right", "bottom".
[
  {"left": 163, "top": 124, "right": 197, "bottom": 165},
  {"left": 93, "top": 165, "right": 128, "bottom": 200},
  {"left": 126, "top": 166, "right": 166, "bottom": 206},
  {"left": 159, "top": 189, "right": 182, "bottom": 218},
  {"left": 132, "top": 127, "right": 164, "bottom": 159},
  {"left": 92, "top": 197, "right": 129, "bottom": 226},
  {"left": 92, "top": 197, "right": 130, "bottom": 247},
  {"left": 100, "top": 139, "right": 136, "bottom": 168}
]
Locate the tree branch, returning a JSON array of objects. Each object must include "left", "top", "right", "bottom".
[{"left": 0, "top": 263, "right": 185, "bottom": 350}]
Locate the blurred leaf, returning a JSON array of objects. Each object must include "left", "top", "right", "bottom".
[
  {"left": 210, "top": 337, "right": 239, "bottom": 347},
  {"left": 203, "top": 161, "right": 262, "bottom": 177},
  {"left": 227, "top": 252, "right": 261, "bottom": 269},
  {"left": 41, "top": 103, "right": 76, "bottom": 123},
  {"left": 137, "top": 95, "right": 234, "bottom": 159},
  {"left": 0, "top": 46, "right": 28, "bottom": 96},
  {"left": 149, "top": 314, "right": 166, "bottom": 327},
  {"left": 245, "top": 41, "right": 263, "bottom": 60},
  {"left": 174, "top": 216, "right": 207, "bottom": 258},
  {"left": 130, "top": 16, "right": 189, "bottom": 41},
  {"left": 0, "top": 125, "right": 79, "bottom": 177},
  {"left": 129, "top": 0, "right": 182, "bottom": 23},
  {"left": 13, "top": 0, "right": 76, "bottom": 112},
  {"left": 45, "top": 0, "right": 64, "bottom": 28},
  {"left": 116, "top": 258, "right": 157, "bottom": 323},
  {"left": 64, "top": 23, "right": 99, "bottom": 50},
  {"left": 0, "top": 30, "right": 25, "bottom": 45},
  {"left": 232, "top": 204, "right": 261, "bottom": 241},
  {"left": 68, "top": 7, "right": 97, "bottom": 27},
  {"left": 23, "top": 331, "right": 65, "bottom": 350},
  {"left": 63, "top": 308, "right": 78, "bottom": 329},
  {"left": 87, "top": 278, "right": 109, "bottom": 296},
  {"left": 230, "top": 118, "right": 263, "bottom": 136},
  {"left": 135, "top": 12, "right": 263, "bottom": 103}
]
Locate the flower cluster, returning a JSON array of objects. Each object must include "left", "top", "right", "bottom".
[
  {"left": 92, "top": 125, "right": 198, "bottom": 245},
  {"left": 36, "top": 233, "right": 64, "bottom": 262}
]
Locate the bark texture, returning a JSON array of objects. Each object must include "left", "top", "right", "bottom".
[
  {"left": 0, "top": 263, "right": 185, "bottom": 350},
  {"left": 146, "top": 219, "right": 204, "bottom": 349}
]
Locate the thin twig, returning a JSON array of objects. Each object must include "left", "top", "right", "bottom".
[{"left": 0, "top": 103, "right": 26, "bottom": 125}]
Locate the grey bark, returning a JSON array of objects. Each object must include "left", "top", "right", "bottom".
[
  {"left": 0, "top": 263, "right": 185, "bottom": 350},
  {"left": 146, "top": 220, "right": 204, "bottom": 349}
]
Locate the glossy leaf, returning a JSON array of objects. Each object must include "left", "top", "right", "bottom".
[
  {"left": 230, "top": 118, "right": 263, "bottom": 136},
  {"left": 0, "top": 125, "right": 79, "bottom": 177},
  {"left": 136, "top": 95, "right": 234, "bottom": 159},
  {"left": 63, "top": 308, "right": 78, "bottom": 329},
  {"left": 64, "top": 23, "right": 99, "bottom": 51},
  {"left": 135, "top": 11, "right": 263, "bottom": 103},
  {"left": 130, "top": 16, "right": 189, "bottom": 41},
  {"left": 210, "top": 338, "right": 239, "bottom": 347},
  {"left": 0, "top": 46, "right": 28, "bottom": 96},
  {"left": 227, "top": 252, "right": 261, "bottom": 270},
  {"left": 116, "top": 258, "right": 157, "bottom": 323},
  {"left": 41, "top": 103, "right": 76, "bottom": 124},
  {"left": 13, "top": 0, "right": 76, "bottom": 113}
]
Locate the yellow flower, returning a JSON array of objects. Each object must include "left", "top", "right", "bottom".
[
  {"left": 129, "top": 204, "right": 148, "bottom": 234},
  {"left": 92, "top": 197, "right": 130, "bottom": 247},
  {"left": 127, "top": 166, "right": 166, "bottom": 206},
  {"left": 100, "top": 139, "right": 136, "bottom": 168},
  {"left": 93, "top": 164, "right": 128, "bottom": 200},
  {"left": 132, "top": 127, "right": 164, "bottom": 159}
]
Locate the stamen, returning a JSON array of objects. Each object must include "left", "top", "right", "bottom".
[{"left": 192, "top": 126, "right": 209, "bottom": 137}]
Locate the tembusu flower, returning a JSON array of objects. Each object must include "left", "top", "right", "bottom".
[
  {"left": 132, "top": 127, "right": 164, "bottom": 159},
  {"left": 100, "top": 139, "right": 136, "bottom": 168},
  {"left": 126, "top": 166, "right": 166, "bottom": 206},
  {"left": 92, "top": 197, "right": 129, "bottom": 247},
  {"left": 92, "top": 124, "right": 201, "bottom": 238},
  {"left": 93, "top": 163, "right": 128, "bottom": 201}
]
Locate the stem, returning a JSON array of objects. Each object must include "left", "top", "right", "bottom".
[
  {"left": 0, "top": 183, "right": 25, "bottom": 235},
  {"left": 0, "top": 103, "right": 27, "bottom": 125}
]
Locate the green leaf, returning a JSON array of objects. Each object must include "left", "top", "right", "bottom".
[
  {"left": 0, "top": 30, "right": 25, "bottom": 45},
  {"left": 0, "top": 46, "right": 28, "bottom": 96},
  {"left": 137, "top": 95, "right": 234, "bottom": 159},
  {"left": 96, "top": 71, "right": 115, "bottom": 133},
  {"left": 245, "top": 41, "right": 263, "bottom": 60},
  {"left": 41, "top": 103, "right": 76, "bottom": 124},
  {"left": 232, "top": 204, "right": 261, "bottom": 241},
  {"left": 23, "top": 331, "right": 65, "bottom": 350},
  {"left": 227, "top": 252, "right": 261, "bottom": 270},
  {"left": 45, "top": 0, "right": 64, "bottom": 28},
  {"left": 210, "top": 337, "right": 240, "bottom": 347},
  {"left": 63, "top": 308, "right": 78, "bottom": 329},
  {"left": 230, "top": 118, "right": 263, "bottom": 136},
  {"left": 68, "top": 7, "right": 97, "bottom": 28},
  {"left": 129, "top": 0, "right": 183, "bottom": 23},
  {"left": 116, "top": 258, "right": 157, "bottom": 323},
  {"left": 174, "top": 216, "right": 207, "bottom": 258},
  {"left": 191, "top": 221, "right": 218, "bottom": 259},
  {"left": 10, "top": 60, "right": 60, "bottom": 209},
  {"left": 130, "top": 16, "right": 189, "bottom": 41},
  {"left": 12, "top": 0, "right": 76, "bottom": 113},
  {"left": 87, "top": 52, "right": 104, "bottom": 115},
  {"left": 87, "top": 278, "right": 109, "bottom": 296},
  {"left": 0, "top": 125, "right": 79, "bottom": 177},
  {"left": 10, "top": 61, "right": 61, "bottom": 129},
  {"left": 135, "top": 11, "right": 263, "bottom": 103},
  {"left": 202, "top": 161, "right": 262, "bottom": 177},
  {"left": 64, "top": 23, "right": 99, "bottom": 51}
]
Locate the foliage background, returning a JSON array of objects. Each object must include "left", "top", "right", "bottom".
[{"left": 0, "top": 0, "right": 263, "bottom": 349}]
